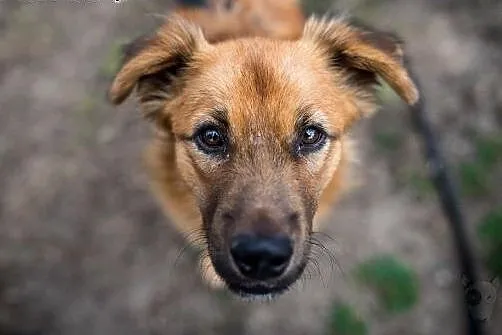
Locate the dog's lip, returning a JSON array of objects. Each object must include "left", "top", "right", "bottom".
[{"left": 226, "top": 281, "right": 289, "bottom": 297}]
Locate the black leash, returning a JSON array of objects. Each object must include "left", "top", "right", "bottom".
[{"left": 406, "top": 62, "right": 485, "bottom": 335}]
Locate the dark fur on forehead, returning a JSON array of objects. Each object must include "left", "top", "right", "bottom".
[{"left": 244, "top": 56, "right": 278, "bottom": 100}]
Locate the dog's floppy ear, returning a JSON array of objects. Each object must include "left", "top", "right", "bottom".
[
  {"left": 302, "top": 17, "right": 419, "bottom": 109},
  {"left": 108, "top": 17, "right": 208, "bottom": 119}
]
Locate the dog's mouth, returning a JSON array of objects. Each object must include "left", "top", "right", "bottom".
[
  {"left": 226, "top": 281, "right": 290, "bottom": 297},
  {"left": 210, "top": 250, "right": 308, "bottom": 297},
  {"left": 204, "top": 209, "right": 311, "bottom": 297}
]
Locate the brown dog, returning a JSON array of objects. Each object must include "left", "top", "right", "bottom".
[{"left": 109, "top": 0, "right": 418, "bottom": 297}]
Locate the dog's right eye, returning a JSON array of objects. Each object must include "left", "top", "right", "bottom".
[{"left": 195, "top": 126, "right": 227, "bottom": 154}]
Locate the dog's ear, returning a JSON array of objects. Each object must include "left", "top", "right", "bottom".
[
  {"left": 108, "top": 17, "right": 208, "bottom": 120},
  {"left": 491, "top": 277, "right": 500, "bottom": 290},
  {"left": 461, "top": 274, "right": 470, "bottom": 287},
  {"left": 302, "top": 17, "right": 419, "bottom": 112}
]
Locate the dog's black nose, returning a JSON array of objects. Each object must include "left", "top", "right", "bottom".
[{"left": 230, "top": 234, "right": 293, "bottom": 280}]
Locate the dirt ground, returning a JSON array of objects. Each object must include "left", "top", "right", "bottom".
[{"left": 0, "top": 1, "right": 501, "bottom": 334}]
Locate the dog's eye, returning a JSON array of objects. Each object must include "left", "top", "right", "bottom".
[
  {"left": 297, "top": 126, "right": 327, "bottom": 154},
  {"left": 302, "top": 127, "right": 323, "bottom": 145},
  {"left": 195, "top": 126, "right": 227, "bottom": 154}
]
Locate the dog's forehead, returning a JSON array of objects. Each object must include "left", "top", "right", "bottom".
[
  {"left": 206, "top": 39, "right": 327, "bottom": 100},
  {"left": 476, "top": 281, "right": 497, "bottom": 293},
  {"left": 184, "top": 38, "right": 354, "bottom": 136}
]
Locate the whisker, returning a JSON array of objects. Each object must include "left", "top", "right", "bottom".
[
  {"left": 181, "top": 227, "right": 207, "bottom": 243},
  {"left": 198, "top": 249, "right": 213, "bottom": 282},
  {"left": 308, "top": 235, "right": 346, "bottom": 279},
  {"left": 307, "top": 256, "right": 326, "bottom": 287},
  {"left": 311, "top": 231, "right": 338, "bottom": 244},
  {"left": 174, "top": 228, "right": 208, "bottom": 267},
  {"left": 174, "top": 243, "right": 193, "bottom": 267},
  {"left": 298, "top": 265, "right": 313, "bottom": 292}
]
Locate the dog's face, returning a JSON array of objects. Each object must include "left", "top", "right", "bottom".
[
  {"left": 109, "top": 17, "right": 417, "bottom": 296},
  {"left": 169, "top": 38, "right": 355, "bottom": 295},
  {"left": 463, "top": 276, "right": 499, "bottom": 322}
]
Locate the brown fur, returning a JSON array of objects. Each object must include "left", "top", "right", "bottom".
[
  {"left": 108, "top": 0, "right": 418, "bottom": 295},
  {"left": 175, "top": 0, "right": 305, "bottom": 42}
]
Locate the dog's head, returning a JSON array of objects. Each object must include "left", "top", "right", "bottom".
[
  {"left": 462, "top": 275, "right": 499, "bottom": 322},
  {"left": 109, "top": 16, "right": 418, "bottom": 296}
]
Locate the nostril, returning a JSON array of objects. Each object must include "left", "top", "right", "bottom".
[{"left": 230, "top": 234, "right": 293, "bottom": 280}]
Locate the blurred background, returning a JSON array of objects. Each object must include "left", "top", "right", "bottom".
[{"left": 0, "top": 0, "right": 501, "bottom": 334}]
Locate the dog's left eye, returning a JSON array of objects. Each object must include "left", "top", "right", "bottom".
[
  {"left": 195, "top": 126, "right": 227, "bottom": 154},
  {"left": 297, "top": 126, "right": 327, "bottom": 154}
]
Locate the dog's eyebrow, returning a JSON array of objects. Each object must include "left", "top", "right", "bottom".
[
  {"left": 295, "top": 105, "right": 337, "bottom": 138},
  {"left": 295, "top": 104, "right": 314, "bottom": 125},
  {"left": 177, "top": 108, "right": 230, "bottom": 141},
  {"left": 193, "top": 108, "right": 229, "bottom": 130},
  {"left": 208, "top": 108, "right": 229, "bottom": 127}
]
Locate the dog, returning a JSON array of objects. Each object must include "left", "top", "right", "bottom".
[
  {"left": 462, "top": 275, "right": 499, "bottom": 322},
  {"left": 108, "top": 0, "right": 418, "bottom": 297}
]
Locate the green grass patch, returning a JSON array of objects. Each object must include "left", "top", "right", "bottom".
[
  {"left": 477, "top": 209, "right": 502, "bottom": 277},
  {"left": 99, "top": 39, "right": 127, "bottom": 78},
  {"left": 474, "top": 135, "right": 502, "bottom": 169},
  {"left": 458, "top": 134, "right": 502, "bottom": 197},
  {"left": 327, "top": 303, "right": 368, "bottom": 335},
  {"left": 399, "top": 171, "right": 435, "bottom": 200},
  {"left": 458, "top": 162, "right": 490, "bottom": 197},
  {"left": 376, "top": 80, "right": 401, "bottom": 105},
  {"left": 354, "top": 255, "right": 419, "bottom": 314},
  {"left": 73, "top": 95, "right": 100, "bottom": 143}
]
